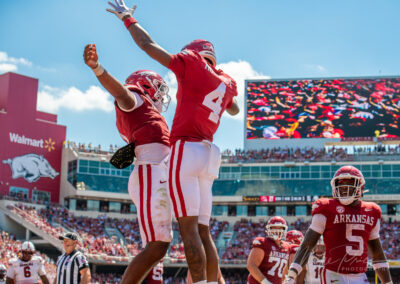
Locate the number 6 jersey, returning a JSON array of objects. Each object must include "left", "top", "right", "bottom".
[
  {"left": 168, "top": 50, "right": 238, "bottom": 144},
  {"left": 310, "top": 198, "right": 381, "bottom": 274},
  {"left": 7, "top": 256, "right": 46, "bottom": 284},
  {"left": 248, "top": 237, "right": 291, "bottom": 284}
]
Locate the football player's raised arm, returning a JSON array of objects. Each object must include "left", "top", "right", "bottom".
[
  {"left": 83, "top": 44, "right": 137, "bottom": 111},
  {"left": 106, "top": 1, "right": 171, "bottom": 68},
  {"left": 226, "top": 99, "right": 240, "bottom": 116},
  {"left": 126, "top": 23, "right": 171, "bottom": 68},
  {"left": 246, "top": 248, "right": 269, "bottom": 284},
  {"left": 368, "top": 238, "right": 392, "bottom": 283}
]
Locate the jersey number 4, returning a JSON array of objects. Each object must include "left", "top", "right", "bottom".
[{"left": 202, "top": 83, "right": 227, "bottom": 124}]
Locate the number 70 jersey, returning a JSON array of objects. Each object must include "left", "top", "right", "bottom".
[
  {"left": 168, "top": 50, "right": 238, "bottom": 144},
  {"left": 248, "top": 237, "right": 291, "bottom": 284}
]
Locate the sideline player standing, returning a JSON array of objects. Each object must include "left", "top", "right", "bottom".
[
  {"left": 285, "top": 166, "right": 393, "bottom": 284},
  {"left": 107, "top": 2, "right": 239, "bottom": 284},
  {"left": 296, "top": 237, "right": 324, "bottom": 284},
  {"left": 6, "top": 241, "right": 50, "bottom": 284},
  {"left": 84, "top": 44, "right": 172, "bottom": 284},
  {"left": 247, "top": 217, "right": 291, "bottom": 284}
]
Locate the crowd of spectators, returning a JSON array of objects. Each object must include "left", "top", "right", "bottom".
[
  {"left": 66, "top": 140, "right": 121, "bottom": 156},
  {"left": 223, "top": 147, "right": 349, "bottom": 163},
  {"left": 247, "top": 78, "right": 400, "bottom": 140}
]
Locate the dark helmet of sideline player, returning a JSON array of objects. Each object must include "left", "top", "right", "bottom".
[
  {"left": 0, "top": 264, "right": 6, "bottom": 279},
  {"left": 20, "top": 241, "right": 35, "bottom": 261},
  {"left": 125, "top": 70, "right": 171, "bottom": 113},
  {"left": 182, "top": 39, "right": 217, "bottom": 67},
  {"left": 286, "top": 230, "right": 304, "bottom": 245},
  {"left": 330, "top": 165, "right": 365, "bottom": 205},
  {"left": 265, "top": 216, "right": 288, "bottom": 241}
]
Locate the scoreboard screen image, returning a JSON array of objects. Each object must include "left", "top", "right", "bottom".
[{"left": 246, "top": 77, "right": 400, "bottom": 140}]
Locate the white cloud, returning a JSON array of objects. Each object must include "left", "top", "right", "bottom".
[
  {"left": 217, "top": 60, "right": 270, "bottom": 120},
  {"left": 37, "top": 85, "right": 114, "bottom": 114},
  {"left": 0, "top": 63, "right": 17, "bottom": 73},
  {"left": 0, "top": 51, "right": 32, "bottom": 74},
  {"left": 163, "top": 60, "right": 269, "bottom": 120}
]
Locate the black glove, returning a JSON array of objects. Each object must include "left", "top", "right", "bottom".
[{"left": 110, "top": 143, "right": 135, "bottom": 169}]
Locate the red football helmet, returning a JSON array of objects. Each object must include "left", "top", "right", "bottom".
[
  {"left": 182, "top": 39, "right": 217, "bottom": 67},
  {"left": 125, "top": 70, "right": 170, "bottom": 112},
  {"left": 266, "top": 216, "right": 288, "bottom": 240},
  {"left": 286, "top": 230, "right": 304, "bottom": 245},
  {"left": 331, "top": 165, "right": 365, "bottom": 205}
]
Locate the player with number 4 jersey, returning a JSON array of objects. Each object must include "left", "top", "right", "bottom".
[{"left": 106, "top": 1, "right": 239, "bottom": 283}]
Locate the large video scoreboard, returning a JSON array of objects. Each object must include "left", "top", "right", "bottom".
[{"left": 245, "top": 77, "right": 400, "bottom": 149}]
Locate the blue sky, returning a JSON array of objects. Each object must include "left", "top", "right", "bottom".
[{"left": 1, "top": 0, "right": 400, "bottom": 151}]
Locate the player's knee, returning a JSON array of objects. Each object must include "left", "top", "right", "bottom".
[
  {"left": 145, "top": 241, "right": 170, "bottom": 259},
  {"left": 178, "top": 216, "right": 199, "bottom": 238}
]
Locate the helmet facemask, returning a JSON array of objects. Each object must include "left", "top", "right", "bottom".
[
  {"left": 139, "top": 77, "right": 170, "bottom": 113},
  {"left": 266, "top": 225, "right": 287, "bottom": 241},
  {"left": 332, "top": 177, "right": 363, "bottom": 205}
]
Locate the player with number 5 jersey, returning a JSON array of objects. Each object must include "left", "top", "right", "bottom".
[
  {"left": 285, "top": 166, "right": 393, "bottom": 284},
  {"left": 106, "top": 1, "right": 239, "bottom": 283}
]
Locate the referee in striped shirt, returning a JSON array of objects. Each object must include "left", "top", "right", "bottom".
[{"left": 54, "top": 233, "right": 91, "bottom": 284}]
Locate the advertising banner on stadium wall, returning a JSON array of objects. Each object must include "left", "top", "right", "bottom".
[
  {"left": 0, "top": 73, "right": 66, "bottom": 203},
  {"left": 246, "top": 77, "right": 400, "bottom": 141}
]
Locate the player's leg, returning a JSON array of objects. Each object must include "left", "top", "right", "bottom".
[
  {"left": 122, "top": 164, "right": 171, "bottom": 284},
  {"left": 198, "top": 141, "right": 222, "bottom": 283},
  {"left": 198, "top": 177, "right": 219, "bottom": 283},
  {"left": 169, "top": 141, "right": 207, "bottom": 283}
]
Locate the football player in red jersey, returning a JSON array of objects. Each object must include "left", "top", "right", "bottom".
[
  {"left": 285, "top": 166, "right": 393, "bottom": 284},
  {"left": 142, "top": 261, "right": 163, "bottom": 284},
  {"left": 285, "top": 230, "right": 304, "bottom": 269},
  {"left": 247, "top": 217, "right": 291, "bottom": 284},
  {"left": 84, "top": 44, "right": 172, "bottom": 284},
  {"left": 107, "top": 2, "right": 239, "bottom": 284}
]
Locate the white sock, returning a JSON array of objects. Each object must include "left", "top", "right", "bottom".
[
  {"left": 193, "top": 281, "right": 207, "bottom": 284},
  {"left": 207, "top": 282, "right": 218, "bottom": 284}
]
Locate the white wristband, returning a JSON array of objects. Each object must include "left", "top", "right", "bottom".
[
  {"left": 373, "top": 262, "right": 389, "bottom": 270},
  {"left": 92, "top": 63, "right": 105, "bottom": 76},
  {"left": 289, "top": 262, "right": 303, "bottom": 274}
]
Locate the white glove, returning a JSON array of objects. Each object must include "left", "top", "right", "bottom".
[
  {"left": 283, "top": 276, "right": 295, "bottom": 284},
  {"left": 106, "top": 0, "right": 137, "bottom": 21}
]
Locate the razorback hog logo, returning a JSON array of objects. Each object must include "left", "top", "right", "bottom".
[{"left": 2, "top": 154, "right": 59, "bottom": 183}]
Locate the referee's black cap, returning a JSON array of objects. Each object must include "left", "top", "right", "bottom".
[{"left": 59, "top": 232, "right": 79, "bottom": 241}]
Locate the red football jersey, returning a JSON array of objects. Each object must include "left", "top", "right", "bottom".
[
  {"left": 248, "top": 237, "right": 291, "bottom": 284},
  {"left": 144, "top": 262, "right": 163, "bottom": 284},
  {"left": 115, "top": 93, "right": 170, "bottom": 147},
  {"left": 312, "top": 198, "right": 381, "bottom": 274},
  {"left": 168, "top": 50, "right": 238, "bottom": 143}
]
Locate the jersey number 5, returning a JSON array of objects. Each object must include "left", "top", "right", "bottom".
[
  {"left": 202, "top": 83, "right": 227, "bottom": 124},
  {"left": 346, "top": 224, "right": 364, "bottom": 256}
]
